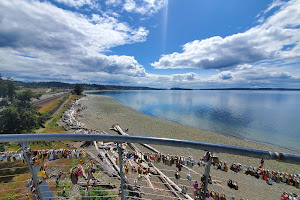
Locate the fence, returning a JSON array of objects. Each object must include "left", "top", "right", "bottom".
[{"left": 0, "top": 133, "right": 299, "bottom": 200}]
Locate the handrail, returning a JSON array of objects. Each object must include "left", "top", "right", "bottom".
[{"left": 0, "top": 133, "right": 300, "bottom": 164}]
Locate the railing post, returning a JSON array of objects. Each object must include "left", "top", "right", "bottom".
[
  {"left": 202, "top": 152, "right": 212, "bottom": 200},
  {"left": 22, "top": 142, "right": 43, "bottom": 200},
  {"left": 118, "top": 143, "right": 127, "bottom": 200}
]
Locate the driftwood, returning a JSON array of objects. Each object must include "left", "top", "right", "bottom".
[
  {"left": 140, "top": 143, "right": 160, "bottom": 154},
  {"left": 112, "top": 124, "right": 193, "bottom": 200},
  {"left": 104, "top": 150, "right": 120, "bottom": 174},
  {"left": 96, "top": 146, "right": 111, "bottom": 150},
  {"left": 111, "top": 125, "right": 161, "bottom": 153},
  {"left": 86, "top": 151, "right": 119, "bottom": 178},
  {"left": 62, "top": 99, "right": 86, "bottom": 130}
]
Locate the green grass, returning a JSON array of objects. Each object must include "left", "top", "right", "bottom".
[
  {"left": 29, "top": 141, "right": 72, "bottom": 150},
  {"left": 30, "top": 141, "right": 53, "bottom": 149},
  {"left": 57, "top": 181, "right": 71, "bottom": 197},
  {"left": 41, "top": 94, "right": 79, "bottom": 133},
  {"left": 81, "top": 186, "right": 116, "bottom": 200},
  {"left": 5, "top": 192, "right": 17, "bottom": 200},
  {"left": 70, "top": 157, "right": 88, "bottom": 166},
  {"left": 6, "top": 142, "right": 21, "bottom": 151}
]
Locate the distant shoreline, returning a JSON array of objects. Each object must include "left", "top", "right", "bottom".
[{"left": 170, "top": 87, "right": 300, "bottom": 91}]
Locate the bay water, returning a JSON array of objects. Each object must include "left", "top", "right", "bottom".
[{"left": 95, "top": 90, "right": 300, "bottom": 152}]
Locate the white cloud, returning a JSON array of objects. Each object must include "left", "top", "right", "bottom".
[
  {"left": 121, "top": 0, "right": 166, "bottom": 15},
  {"left": 205, "top": 64, "right": 297, "bottom": 88},
  {"left": 219, "top": 72, "right": 232, "bottom": 80},
  {"left": 123, "top": 0, "right": 137, "bottom": 12},
  {"left": 263, "top": 0, "right": 285, "bottom": 14},
  {"left": 53, "top": 0, "right": 100, "bottom": 9},
  {"left": 0, "top": 0, "right": 299, "bottom": 89},
  {"left": 106, "top": 0, "right": 122, "bottom": 6},
  {"left": 0, "top": 0, "right": 149, "bottom": 80},
  {"left": 171, "top": 72, "right": 197, "bottom": 82},
  {"left": 151, "top": 0, "right": 300, "bottom": 70},
  {"left": 142, "top": 63, "right": 299, "bottom": 89}
]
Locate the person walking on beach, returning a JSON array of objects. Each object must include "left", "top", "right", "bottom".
[{"left": 259, "top": 159, "right": 264, "bottom": 168}]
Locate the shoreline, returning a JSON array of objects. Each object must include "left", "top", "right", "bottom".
[
  {"left": 86, "top": 90, "right": 300, "bottom": 154},
  {"left": 78, "top": 94, "right": 299, "bottom": 174}
]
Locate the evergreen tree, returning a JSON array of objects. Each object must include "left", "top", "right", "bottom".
[
  {"left": 0, "top": 78, "right": 49, "bottom": 133},
  {"left": 73, "top": 84, "right": 83, "bottom": 95}
]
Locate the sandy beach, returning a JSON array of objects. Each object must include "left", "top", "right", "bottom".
[{"left": 78, "top": 94, "right": 300, "bottom": 199}]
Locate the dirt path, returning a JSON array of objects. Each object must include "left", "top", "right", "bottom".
[
  {"left": 36, "top": 94, "right": 70, "bottom": 133},
  {"left": 33, "top": 92, "right": 67, "bottom": 108}
]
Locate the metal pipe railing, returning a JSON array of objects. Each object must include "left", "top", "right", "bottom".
[
  {"left": 0, "top": 133, "right": 299, "bottom": 164},
  {"left": 118, "top": 143, "right": 127, "bottom": 200},
  {"left": 1, "top": 133, "right": 300, "bottom": 200}
]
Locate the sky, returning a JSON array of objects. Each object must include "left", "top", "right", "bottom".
[{"left": 0, "top": 0, "right": 300, "bottom": 89}]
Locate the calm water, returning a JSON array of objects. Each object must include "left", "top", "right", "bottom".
[{"left": 95, "top": 90, "right": 300, "bottom": 152}]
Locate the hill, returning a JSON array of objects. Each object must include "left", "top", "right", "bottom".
[{"left": 15, "top": 81, "right": 163, "bottom": 90}]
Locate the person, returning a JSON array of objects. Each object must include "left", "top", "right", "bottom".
[{"left": 259, "top": 159, "right": 264, "bottom": 168}]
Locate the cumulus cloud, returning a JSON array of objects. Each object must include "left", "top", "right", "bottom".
[
  {"left": 171, "top": 72, "right": 197, "bottom": 82},
  {"left": 0, "top": 0, "right": 298, "bottom": 89},
  {"left": 0, "top": 0, "right": 149, "bottom": 80},
  {"left": 79, "top": 55, "right": 147, "bottom": 77},
  {"left": 219, "top": 72, "right": 232, "bottom": 80},
  {"left": 106, "top": 0, "right": 122, "bottom": 6},
  {"left": 52, "top": 0, "right": 100, "bottom": 9},
  {"left": 207, "top": 64, "right": 296, "bottom": 85},
  {"left": 151, "top": 0, "right": 300, "bottom": 70},
  {"left": 121, "top": 0, "right": 166, "bottom": 15}
]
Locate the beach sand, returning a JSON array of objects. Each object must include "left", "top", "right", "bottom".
[{"left": 78, "top": 94, "right": 300, "bottom": 199}]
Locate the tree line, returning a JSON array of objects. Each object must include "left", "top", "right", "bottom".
[
  {"left": 0, "top": 74, "right": 49, "bottom": 134},
  {"left": 15, "top": 81, "right": 162, "bottom": 90}
]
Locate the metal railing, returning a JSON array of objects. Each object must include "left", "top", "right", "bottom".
[
  {"left": 1, "top": 133, "right": 300, "bottom": 164},
  {"left": 0, "top": 133, "right": 299, "bottom": 200}
]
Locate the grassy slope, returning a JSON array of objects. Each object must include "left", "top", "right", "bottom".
[{"left": 1, "top": 94, "right": 81, "bottom": 198}]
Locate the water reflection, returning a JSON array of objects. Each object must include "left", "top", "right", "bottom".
[{"left": 96, "top": 90, "right": 300, "bottom": 152}]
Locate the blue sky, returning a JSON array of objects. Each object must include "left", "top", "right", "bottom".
[{"left": 0, "top": 0, "right": 299, "bottom": 88}]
